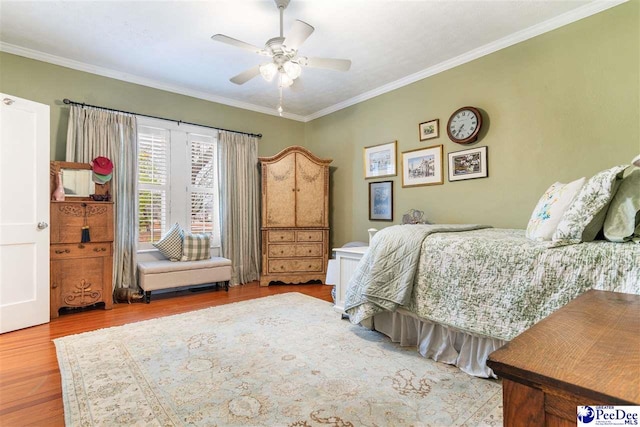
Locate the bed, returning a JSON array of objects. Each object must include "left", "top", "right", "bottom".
[{"left": 344, "top": 224, "right": 640, "bottom": 378}]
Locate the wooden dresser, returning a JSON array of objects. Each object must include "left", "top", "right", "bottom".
[
  {"left": 259, "top": 146, "right": 332, "bottom": 286},
  {"left": 50, "top": 200, "right": 114, "bottom": 318},
  {"left": 487, "top": 290, "right": 640, "bottom": 426}
]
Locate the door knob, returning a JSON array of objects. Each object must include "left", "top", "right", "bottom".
[{"left": 37, "top": 222, "right": 49, "bottom": 230}]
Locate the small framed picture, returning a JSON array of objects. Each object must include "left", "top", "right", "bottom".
[
  {"left": 369, "top": 181, "right": 393, "bottom": 221},
  {"left": 363, "top": 141, "right": 397, "bottom": 179},
  {"left": 419, "top": 119, "right": 439, "bottom": 141},
  {"left": 401, "top": 144, "right": 444, "bottom": 187},
  {"left": 448, "top": 146, "right": 488, "bottom": 182}
]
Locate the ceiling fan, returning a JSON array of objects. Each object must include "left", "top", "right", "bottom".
[{"left": 211, "top": 0, "right": 351, "bottom": 88}]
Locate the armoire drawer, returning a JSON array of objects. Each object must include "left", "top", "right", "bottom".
[
  {"left": 294, "top": 244, "right": 323, "bottom": 257},
  {"left": 51, "top": 243, "right": 112, "bottom": 259},
  {"left": 268, "top": 258, "right": 324, "bottom": 273},
  {"left": 296, "top": 230, "right": 323, "bottom": 242},
  {"left": 268, "top": 243, "right": 324, "bottom": 258},
  {"left": 268, "top": 230, "right": 296, "bottom": 242},
  {"left": 268, "top": 244, "right": 296, "bottom": 258}
]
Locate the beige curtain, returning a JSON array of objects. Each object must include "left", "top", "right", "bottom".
[
  {"left": 66, "top": 105, "right": 138, "bottom": 291},
  {"left": 218, "top": 131, "right": 260, "bottom": 285}
]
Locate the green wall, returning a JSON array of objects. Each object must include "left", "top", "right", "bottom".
[
  {"left": 0, "top": 52, "right": 304, "bottom": 160},
  {"left": 305, "top": 1, "right": 640, "bottom": 246},
  {"left": 1, "top": 1, "right": 638, "bottom": 249}
]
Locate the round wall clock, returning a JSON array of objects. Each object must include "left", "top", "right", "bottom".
[{"left": 447, "top": 106, "right": 483, "bottom": 144}]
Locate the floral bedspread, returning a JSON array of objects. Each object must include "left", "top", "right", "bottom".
[
  {"left": 348, "top": 228, "right": 640, "bottom": 341},
  {"left": 344, "top": 224, "right": 490, "bottom": 323}
]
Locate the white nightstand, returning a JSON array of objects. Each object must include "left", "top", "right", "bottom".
[{"left": 332, "top": 246, "right": 368, "bottom": 314}]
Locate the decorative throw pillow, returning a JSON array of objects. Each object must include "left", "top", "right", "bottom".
[
  {"left": 181, "top": 233, "right": 211, "bottom": 261},
  {"left": 152, "top": 223, "right": 184, "bottom": 261},
  {"left": 525, "top": 177, "right": 586, "bottom": 241},
  {"left": 603, "top": 167, "right": 640, "bottom": 242},
  {"left": 552, "top": 165, "right": 627, "bottom": 246}
]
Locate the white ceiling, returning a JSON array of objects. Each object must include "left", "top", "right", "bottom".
[{"left": 0, "top": 0, "right": 623, "bottom": 121}]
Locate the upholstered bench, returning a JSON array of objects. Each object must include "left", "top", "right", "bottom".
[{"left": 137, "top": 254, "right": 232, "bottom": 303}]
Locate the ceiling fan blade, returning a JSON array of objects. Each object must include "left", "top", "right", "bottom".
[
  {"left": 302, "top": 57, "right": 351, "bottom": 72},
  {"left": 230, "top": 65, "right": 261, "bottom": 85},
  {"left": 211, "top": 34, "right": 263, "bottom": 55},
  {"left": 283, "top": 20, "right": 314, "bottom": 51}
]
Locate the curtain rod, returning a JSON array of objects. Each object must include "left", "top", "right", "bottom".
[{"left": 62, "top": 98, "right": 262, "bottom": 139}]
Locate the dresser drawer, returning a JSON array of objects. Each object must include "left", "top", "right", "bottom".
[
  {"left": 268, "top": 258, "right": 324, "bottom": 274},
  {"left": 268, "top": 244, "right": 296, "bottom": 258},
  {"left": 268, "top": 230, "right": 295, "bottom": 242},
  {"left": 296, "top": 230, "right": 323, "bottom": 242},
  {"left": 51, "top": 243, "right": 112, "bottom": 259},
  {"left": 294, "top": 244, "right": 323, "bottom": 257}
]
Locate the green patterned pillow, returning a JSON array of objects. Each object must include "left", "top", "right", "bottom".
[
  {"left": 152, "top": 223, "right": 184, "bottom": 261},
  {"left": 552, "top": 165, "right": 627, "bottom": 246},
  {"left": 604, "top": 167, "right": 640, "bottom": 242},
  {"left": 181, "top": 233, "right": 211, "bottom": 261}
]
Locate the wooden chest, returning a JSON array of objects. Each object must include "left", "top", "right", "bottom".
[
  {"left": 50, "top": 201, "right": 114, "bottom": 318},
  {"left": 487, "top": 290, "right": 640, "bottom": 426}
]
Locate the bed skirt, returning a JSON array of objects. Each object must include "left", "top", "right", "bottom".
[{"left": 366, "top": 309, "right": 506, "bottom": 378}]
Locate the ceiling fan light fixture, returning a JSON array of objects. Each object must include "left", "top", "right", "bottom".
[
  {"left": 278, "top": 73, "right": 294, "bottom": 88},
  {"left": 283, "top": 60, "right": 302, "bottom": 80},
  {"left": 259, "top": 62, "right": 278, "bottom": 82}
]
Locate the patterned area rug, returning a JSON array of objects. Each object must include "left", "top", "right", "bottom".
[{"left": 55, "top": 293, "right": 503, "bottom": 426}]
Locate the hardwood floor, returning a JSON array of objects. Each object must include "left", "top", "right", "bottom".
[{"left": 0, "top": 282, "right": 333, "bottom": 426}]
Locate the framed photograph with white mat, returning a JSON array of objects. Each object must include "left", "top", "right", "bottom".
[
  {"left": 401, "top": 144, "right": 443, "bottom": 187},
  {"left": 369, "top": 181, "right": 393, "bottom": 221},
  {"left": 448, "top": 146, "right": 488, "bottom": 182},
  {"left": 363, "top": 141, "right": 397, "bottom": 179}
]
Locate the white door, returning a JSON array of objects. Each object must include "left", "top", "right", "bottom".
[{"left": 0, "top": 94, "right": 50, "bottom": 333}]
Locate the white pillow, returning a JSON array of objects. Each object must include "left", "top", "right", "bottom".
[{"left": 525, "top": 177, "right": 586, "bottom": 241}]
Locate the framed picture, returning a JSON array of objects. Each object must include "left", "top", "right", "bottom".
[
  {"left": 448, "top": 146, "right": 488, "bottom": 182},
  {"left": 419, "top": 119, "right": 439, "bottom": 141},
  {"left": 369, "top": 181, "right": 393, "bottom": 221},
  {"left": 401, "top": 144, "right": 444, "bottom": 187},
  {"left": 363, "top": 141, "right": 397, "bottom": 179}
]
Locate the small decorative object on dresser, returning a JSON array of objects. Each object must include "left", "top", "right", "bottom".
[
  {"left": 259, "top": 146, "right": 332, "bottom": 286},
  {"left": 369, "top": 181, "right": 393, "bottom": 221},
  {"left": 49, "top": 161, "right": 114, "bottom": 318},
  {"left": 401, "top": 144, "right": 444, "bottom": 187},
  {"left": 447, "top": 106, "right": 483, "bottom": 144},
  {"left": 448, "top": 146, "right": 488, "bottom": 181},
  {"left": 363, "top": 141, "right": 397, "bottom": 179},
  {"left": 419, "top": 119, "right": 439, "bottom": 141}
]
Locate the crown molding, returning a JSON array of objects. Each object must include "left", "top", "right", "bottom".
[
  {"left": 304, "top": 0, "right": 627, "bottom": 122},
  {"left": 0, "top": 0, "right": 625, "bottom": 124},
  {"left": 0, "top": 42, "right": 307, "bottom": 122}
]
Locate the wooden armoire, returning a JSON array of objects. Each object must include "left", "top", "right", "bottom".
[{"left": 259, "top": 146, "right": 332, "bottom": 286}]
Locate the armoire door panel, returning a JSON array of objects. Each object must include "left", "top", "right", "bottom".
[
  {"left": 263, "top": 153, "right": 296, "bottom": 228},
  {"left": 295, "top": 153, "right": 326, "bottom": 227}
]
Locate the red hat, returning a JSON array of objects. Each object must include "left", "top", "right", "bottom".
[{"left": 91, "top": 156, "right": 113, "bottom": 175}]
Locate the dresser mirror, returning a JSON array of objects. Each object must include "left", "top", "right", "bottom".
[
  {"left": 61, "top": 169, "right": 94, "bottom": 196},
  {"left": 50, "top": 161, "right": 111, "bottom": 200}
]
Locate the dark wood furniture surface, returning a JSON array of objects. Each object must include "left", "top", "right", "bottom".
[
  {"left": 259, "top": 146, "right": 332, "bottom": 286},
  {"left": 50, "top": 201, "right": 114, "bottom": 318},
  {"left": 487, "top": 290, "right": 640, "bottom": 427}
]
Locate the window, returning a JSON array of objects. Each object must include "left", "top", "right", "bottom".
[{"left": 137, "top": 118, "right": 220, "bottom": 249}]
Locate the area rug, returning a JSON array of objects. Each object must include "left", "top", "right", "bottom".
[{"left": 54, "top": 293, "right": 503, "bottom": 426}]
